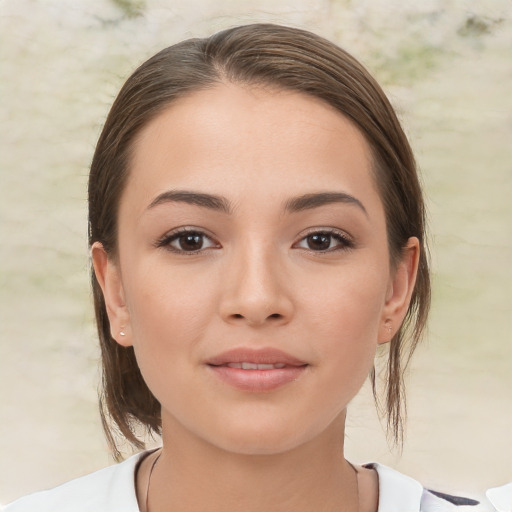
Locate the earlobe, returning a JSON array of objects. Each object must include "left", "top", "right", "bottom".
[
  {"left": 91, "top": 242, "right": 133, "bottom": 347},
  {"left": 379, "top": 318, "right": 393, "bottom": 345},
  {"left": 378, "top": 237, "right": 420, "bottom": 345}
]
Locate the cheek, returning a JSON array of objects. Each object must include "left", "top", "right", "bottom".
[
  {"left": 304, "top": 258, "right": 387, "bottom": 330},
  {"left": 121, "top": 258, "right": 219, "bottom": 365},
  {"left": 121, "top": 261, "right": 225, "bottom": 421},
  {"left": 300, "top": 260, "right": 388, "bottom": 375}
]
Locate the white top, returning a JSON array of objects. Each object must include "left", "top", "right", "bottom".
[{"left": 3, "top": 451, "right": 510, "bottom": 512}]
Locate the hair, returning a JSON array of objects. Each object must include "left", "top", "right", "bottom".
[{"left": 88, "top": 23, "right": 430, "bottom": 460}]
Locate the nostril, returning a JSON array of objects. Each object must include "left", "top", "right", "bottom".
[{"left": 228, "top": 313, "right": 285, "bottom": 323}]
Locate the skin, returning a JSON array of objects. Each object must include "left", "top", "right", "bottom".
[{"left": 92, "top": 83, "right": 419, "bottom": 512}]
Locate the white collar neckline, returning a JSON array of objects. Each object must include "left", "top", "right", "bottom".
[{"left": 363, "top": 462, "right": 424, "bottom": 512}]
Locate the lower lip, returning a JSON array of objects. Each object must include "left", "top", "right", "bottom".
[{"left": 208, "top": 365, "right": 307, "bottom": 392}]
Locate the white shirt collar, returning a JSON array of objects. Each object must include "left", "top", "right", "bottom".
[
  {"left": 6, "top": 451, "right": 508, "bottom": 512},
  {"left": 486, "top": 483, "right": 512, "bottom": 512},
  {"left": 365, "top": 463, "right": 425, "bottom": 512}
]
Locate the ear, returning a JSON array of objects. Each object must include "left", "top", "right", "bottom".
[
  {"left": 91, "top": 242, "right": 132, "bottom": 347},
  {"left": 378, "top": 237, "right": 420, "bottom": 345}
]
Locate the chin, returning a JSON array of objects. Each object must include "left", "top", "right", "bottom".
[
  {"left": 162, "top": 396, "right": 346, "bottom": 457},
  {"left": 215, "top": 430, "right": 305, "bottom": 456},
  {"left": 204, "top": 414, "right": 323, "bottom": 456}
]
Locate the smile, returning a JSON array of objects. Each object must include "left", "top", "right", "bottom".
[
  {"left": 206, "top": 347, "right": 308, "bottom": 392},
  {"left": 224, "top": 362, "right": 286, "bottom": 369}
]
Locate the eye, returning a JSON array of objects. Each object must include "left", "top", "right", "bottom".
[
  {"left": 295, "top": 229, "right": 354, "bottom": 252},
  {"left": 157, "top": 228, "right": 219, "bottom": 254}
]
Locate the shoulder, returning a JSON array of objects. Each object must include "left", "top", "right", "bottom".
[
  {"left": 366, "top": 463, "right": 511, "bottom": 512},
  {"left": 2, "top": 451, "right": 148, "bottom": 512}
]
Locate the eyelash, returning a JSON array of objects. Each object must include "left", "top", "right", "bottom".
[{"left": 155, "top": 227, "right": 355, "bottom": 255}]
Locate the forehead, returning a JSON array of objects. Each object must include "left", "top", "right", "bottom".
[{"left": 124, "top": 83, "right": 381, "bottom": 216}]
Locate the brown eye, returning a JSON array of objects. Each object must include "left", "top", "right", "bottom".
[
  {"left": 175, "top": 233, "right": 204, "bottom": 251},
  {"left": 296, "top": 230, "right": 354, "bottom": 252},
  {"left": 306, "top": 233, "right": 331, "bottom": 251},
  {"left": 157, "top": 229, "right": 218, "bottom": 254}
]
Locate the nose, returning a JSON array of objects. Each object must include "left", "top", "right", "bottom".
[{"left": 218, "top": 241, "right": 294, "bottom": 327}]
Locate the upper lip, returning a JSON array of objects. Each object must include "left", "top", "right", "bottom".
[{"left": 207, "top": 347, "right": 307, "bottom": 367}]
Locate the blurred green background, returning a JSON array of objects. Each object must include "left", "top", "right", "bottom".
[{"left": 1, "top": 0, "right": 510, "bottom": 503}]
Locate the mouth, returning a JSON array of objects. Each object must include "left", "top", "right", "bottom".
[
  {"left": 206, "top": 347, "right": 307, "bottom": 367},
  {"left": 221, "top": 362, "right": 287, "bottom": 370},
  {"left": 206, "top": 347, "right": 308, "bottom": 392}
]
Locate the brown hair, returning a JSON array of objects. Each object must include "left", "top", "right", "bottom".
[{"left": 88, "top": 23, "right": 430, "bottom": 459}]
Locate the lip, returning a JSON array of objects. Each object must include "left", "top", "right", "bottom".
[
  {"left": 207, "top": 347, "right": 307, "bottom": 366},
  {"left": 206, "top": 347, "right": 308, "bottom": 392}
]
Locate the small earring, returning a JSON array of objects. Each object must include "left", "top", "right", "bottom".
[
  {"left": 385, "top": 320, "right": 392, "bottom": 335},
  {"left": 120, "top": 331, "right": 126, "bottom": 336}
]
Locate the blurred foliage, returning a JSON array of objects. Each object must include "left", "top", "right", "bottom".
[
  {"left": 329, "top": 3, "right": 508, "bottom": 85},
  {"left": 111, "top": 0, "right": 146, "bottom": 18},
  {"left": 368, "top": 40, "right": 443, "bottom": 85},
  {"left": 458, "top": 13, "right": 503, "bottom": 37}
]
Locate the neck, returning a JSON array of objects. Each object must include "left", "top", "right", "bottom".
[{"left": 147, "top": 411, "right": 359, "bottom": 512}]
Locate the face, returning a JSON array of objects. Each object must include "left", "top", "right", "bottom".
[{"left": 93, "top": 83, "right": 418, "bottom": 455}]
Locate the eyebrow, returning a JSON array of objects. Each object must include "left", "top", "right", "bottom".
[
  {"left": 283, "top": 191, "right": 368, "bottom": 216},
  {"left": 147, "top": 189, "right": 368, "bottom": 217}
]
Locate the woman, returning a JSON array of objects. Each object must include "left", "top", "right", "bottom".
[{"left": 4, "top": 23, "right": 508, "bottom": 512}]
